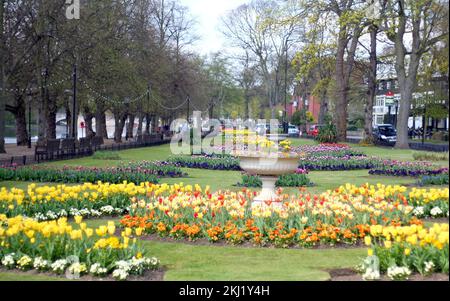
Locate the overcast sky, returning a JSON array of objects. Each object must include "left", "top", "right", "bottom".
[{"left": 179, "top": 0, "right": 249, "bottom": 55}]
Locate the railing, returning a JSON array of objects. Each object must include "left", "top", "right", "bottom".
[{"left": 0, "top": 137, "right": 171, "bottom": 167}]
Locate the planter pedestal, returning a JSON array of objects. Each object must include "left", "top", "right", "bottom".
[
  {"left": 253, "top": 176, "right": 278, "bottom": 205},
  {"left": 238, "top": 155, "right": 301, "bottom": 208}
]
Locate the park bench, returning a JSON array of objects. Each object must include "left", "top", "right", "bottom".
[
  {"left": 91, "top": 136, "right": 104, "bottom": 151},
  {"left": 60, "top": 138, "right": 76, "bottom": 158},
  {"left": 34, "top": 139, "right": 61, "bottom": 162},
  {"left": 78, "top": 137, "right": 93, "bottom": 156}
]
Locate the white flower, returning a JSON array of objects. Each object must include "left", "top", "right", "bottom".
[
  {"left": 33, "top": 257, "right": 50, "bottom": 271},
  {"left": 145, "top": 257, "right": 160, "bottom": 268},
  {"left": 101, "top": 206, "right": 115, "bottom": 214},
  {"left": 115, "top": 260, "right": 132, "bottom": 272},
  {"left": 362, "top": 268, "right": 380, "bottom": 281},
  {"left": 68, "top": 262, "right": 87, "bottom": 275},
  {"left": 89, "top": 263, "right": 108, "bottom": 276},
  {"left": 387, "top": 266, "right": 411, "bottom": 281},
  {"left": 424, "top": 261, "right": 435, "bottom": 275},
  {"left": 112, "top": 269, "right": 129, "bottom": 280},
  {"left": 1, "top": 254, "right": 16, "bottom": 268},
  {"left": 413, "top": 206, "right": 424, "bottom": 217},
  {"left": 430, "top": 207, "right": 443, "bottom": 217},
  {"left": 90, "top": 209, "right": 101, "bottom": 217},
  {"left": 51, "top": 259, "right": 68, "bottom": 274}
]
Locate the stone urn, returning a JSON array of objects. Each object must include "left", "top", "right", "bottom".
[{"left": 238, "top": 153, "right": 300, "bottom": 206}]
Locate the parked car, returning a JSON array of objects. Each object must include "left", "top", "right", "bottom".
[
  {"left": 373, "top": 124, "right": 397, "bottom": 145},
  {"left": 307, "top": 125, "right": 322, "bottom": 137},
  {"left": 288, "top": 125, "right": 300, "bottom": 137}
]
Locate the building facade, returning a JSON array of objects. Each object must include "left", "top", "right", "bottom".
[{"left": 373, "top": 77, "right": 449, "bottom": 130}]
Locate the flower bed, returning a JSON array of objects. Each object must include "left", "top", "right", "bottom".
[
  {"left": 0, "top": 215, "right": 160, "bottom": 281},
  {"left": 0, "top": 182, "right": 156, "bottom": 220},
  {"left": 357, "top": 224, "right": 449, "bottom": 280},
  {"left": 166, "top": 155, "right": 241, "bottom": 171},
  {"left": 293, "top": 143, "right": 366, "bottom": 158},
  {"left": 0, "top": 162, "right": 185, "bottom": 185},
  {"left": 418, "top": 174, "right": 449, "bottom": 186},
  {"left": 119, "top": 183, "right": 434, "bottom": 248},
  {"left": 299, "top": 156, "right": 380, "bottom": 171},
  {"left": 369, "top": 161, "right": 449, "bottom": 177},
  {"left": 409, "top": 188, "right": 449, "bottom": 219},
  {"left": 238, "top": 172, "right": 313, "bottom": 188}
]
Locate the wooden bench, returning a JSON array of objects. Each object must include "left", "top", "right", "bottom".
[
  {"left": 60, "top": 138, "right": 76, "bottom": 158},
  {"left": 78, "top": 137, "right": 92, "bottom": 156},
  {"left": 91, "top": 136, "right": 104, "bottom": 151}
]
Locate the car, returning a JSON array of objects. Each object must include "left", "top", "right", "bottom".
[
  {"left": 373, "top": 124, "right": 397, "bottom": 145},
  {"left": 307, "top": 125, "right": 323, "bottom": 137},
  {"left": 288, "top": 125, "right": 300, "bottom": 137}
]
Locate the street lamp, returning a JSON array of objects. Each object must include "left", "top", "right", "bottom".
[{"left": 27, "top": 94, "right": 32, "bottom": 149}]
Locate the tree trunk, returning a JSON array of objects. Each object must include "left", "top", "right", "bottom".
[
  {"left": 95, "top": 107, "right": 108, "bottom": 139},
  {"left": 113, "top": 112, "right": 127, "bottom": 143},
  {"left": 45, "top": 91, "right": 57, "bottom": 139},
  {"left": 14, "top": 95, "right": 28, "bottom": 146},
  {"left": 396, "top": 84, "right": 414, "bottom": 149},
  {"left": 83, "top": 110, "right": 95, "bottom": 138},
  {"left": 126, "top": 114, "right": 135, "bottom": 140},
  {"left": 318, "top": 90, "right": 328, "bottom": 125},
  {"left": 364, "top": 25, "right": 377, "bottom": 143},
  {"left": 334, "top": 35, "right": 348, "bottom": 141},
  {"left": 145, "top": 113, "right": 151, "bottom": 134},
  {"left": 137, "top": 112, "right": 143, "bottom": 136}
]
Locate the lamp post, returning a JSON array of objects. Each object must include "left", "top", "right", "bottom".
[
  {"left": 283, "top": 39, "right": 290, "bottom": 134},
  {"left": 72, "top": 64, "right": 77, "bottom": 139},
  {"left": 385, "top": 91, "right": 395, "bottom": 125},
  {"left": 28, "top": 95, "right": 32, "bottom": 149}
]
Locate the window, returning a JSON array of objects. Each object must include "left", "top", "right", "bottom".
[
  {"left": 375, "top": 96, "right": 384, "bottom": 107},
  {"left": 386, "top": 81, "right": 391, "bottom": 90},
  {"left": 376, "top": 115, "right": 384, "bottom": 125}
]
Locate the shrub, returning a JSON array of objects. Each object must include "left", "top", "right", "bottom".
[
  {"left": 413, "top": 152, "right": 449, "bottom": 162},
  {"left": 238, "top": 173, "right": 313, "bottom": 188},
  {"left": 316, "top": 115, "right": 338, "bottom": 144}
]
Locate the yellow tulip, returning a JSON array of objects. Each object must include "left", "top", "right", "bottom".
[{"left": 74, "top": 215, "right": 83, "bottom": 224}]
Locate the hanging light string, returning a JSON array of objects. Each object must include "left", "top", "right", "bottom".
[
  {"left": 151, "top": 95, "right": 190, "bottom": 111},
  {"left": 0, "top": 76, "right": 72, "bottom": 93},
  {"left": 81, "top": 80, "right": 149, "bottom": 105}
]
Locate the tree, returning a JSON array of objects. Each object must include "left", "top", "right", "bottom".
[
  {"left": 384, "top": 0, "right": 448, "bottom": 149},
  {"left": 222, "top": 0, "right": 304, "bottom": 118},
  {"left": 0, "top": 0, "right": 5, "bottom": 153},
  {"left": 291, "top": 109, "right": 314, "bottom": 128}
]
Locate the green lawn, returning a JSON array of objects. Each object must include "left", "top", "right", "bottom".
[
  {"left": 0, "top": 217, "right": 366, "bottom": 281},
  {"left": 0, "top": 140, "right": 447, "bottom": 281}
]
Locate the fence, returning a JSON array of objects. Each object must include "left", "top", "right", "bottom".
[{"left": 0, "top": 138, "right": 171, "bottom": 167}]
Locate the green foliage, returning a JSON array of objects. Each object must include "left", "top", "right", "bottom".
[
  {"left": 291, "top": 109, "right": 314, "bottom": 127},
  {"left": 413, "top": 152, "right": 449, "bottom": 162},
  {"left": 238, "top": 173, "right": 313, "bottom": 188},
  {"left": 316, "top": 115, "right": 338, "bottom": 144}
]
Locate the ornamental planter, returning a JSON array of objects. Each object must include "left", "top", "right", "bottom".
[{"left": 238, "top": 154, "right": 300, "bottom": 206}]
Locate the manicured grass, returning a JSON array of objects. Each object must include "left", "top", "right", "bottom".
[
  {"left": 145, "top": 241, "right": 365, "bottom": 281},
  {"left": 0, "top": 271, "right": 68, "bottom": 281},
  {"left": 0, "top": 218, "right": 366, "bottom": 281}
]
